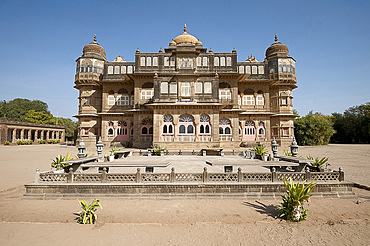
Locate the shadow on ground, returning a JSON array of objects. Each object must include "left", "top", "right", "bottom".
[{"left": 242, "top": 201, "right": 281, "bottom": 219}]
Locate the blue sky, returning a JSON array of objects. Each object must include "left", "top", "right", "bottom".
[{"left": 0, "top": 0, "right": 369, "bottom": 119}]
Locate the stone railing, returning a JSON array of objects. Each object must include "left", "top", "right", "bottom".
[{"left": 34, "top": 167, "right": 345, "bottom": 184}]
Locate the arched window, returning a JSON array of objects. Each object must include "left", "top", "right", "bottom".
[
  {"left": 256, "top": 91, "right": 264, "bottom": 106},
  {"left": 258, "top": 121, "right": 265, "bottom": 136},
  {"left": 107, "top": 122, "right": 114, "bottom": 136},
  {"left": 178, "top": 114, "right": 195, "bottom": 135},
  {"left": 162, "top": 115, "right": 174, "bottom": 135},
  {"left": 219, "top": 119, "right": 231, "bottom": 135},
  {"left": 243, "top": 89, "right": 255, "bottom": 105},
  {"left": 116, "top": 121, "right": 128, "bottom": 141},
  {"left": 141, "top": 119, "right": 153, "bottom": 135},
  {"left": 199, "top": 115, "right": 211, "bottom": 135},
  {"left": 244, "top": 121, "right": 256, "bottom": 141}
]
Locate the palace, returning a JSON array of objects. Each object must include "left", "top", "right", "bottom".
[{"left": 74, "top": 25, "right": 297, "bottom": 149}]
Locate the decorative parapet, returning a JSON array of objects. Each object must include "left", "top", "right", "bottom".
[{"left": 34, "top": 167, "right": 345, "bottom": 184}]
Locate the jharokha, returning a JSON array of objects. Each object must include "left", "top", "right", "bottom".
[{"left": 74, "top": 25, "right": 297, "bottom": 149}]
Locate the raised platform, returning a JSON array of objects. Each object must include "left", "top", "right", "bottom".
[{"left": 24, "top": 181, "right": 355, "bottom": 200}]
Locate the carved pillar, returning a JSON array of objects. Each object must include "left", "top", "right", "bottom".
[
  {"left": 240, "top": 120, "right": 246, "bottom": 140},
  {"left": 194, "top": 114, "right": 200, "bottom": 142},
  {"left": 231, "top": 115, "right": 239, "bottom": 142},
  {"left": 173, "top": 115, "right": 178, "bottom": 142},
  {"left": 34, "top": 130, "right": 38, "bottom": 142},
  {"left": 212, "top": 110, "right": 220, "bottom": 142},
  {"left": 20, "top": 129, "right": 24, "bottom": 140},
  {"left": 46, "top": 130, "right": 50, "bottom": 142},
  {"left": 12, "top": 129, "right": 16, "bottom": 143}
]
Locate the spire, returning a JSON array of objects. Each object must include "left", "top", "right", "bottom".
[
  {"left": 274, "top": 34, "right": 278, "bottom": 43},
  {"left": 183, "top": 23, "right": 187, "bottom": 33}
]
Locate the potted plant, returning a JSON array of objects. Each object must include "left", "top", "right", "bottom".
[
  {"left": 109, "top": 147, "right": 122, "bottom": 161},
  {"left": 306, "top": 155, "right": 330, "bottom": 172},
  {"left": 250, "top": 144, "right": 267, "bottom": 160}
]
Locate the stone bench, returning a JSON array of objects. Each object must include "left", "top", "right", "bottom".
[
  {"left": 113, "top": 150, "right": 132, "bottom": 159},
  {"left": 201, "top": 148, "right": 224, "bottom": 156},
  {"left": 61, "top": 156, "right": 99, "bottom": 172}
]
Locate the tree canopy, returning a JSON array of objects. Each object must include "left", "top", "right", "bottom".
[
  {"left": 294, "top": 111, "right": 336, "bottom": 146},
  {"left": 0, "top": 98, "right": 77, "bottom": 141},
  {"left": 0, "top": 98, "right": 48, "bottom": 122},
  {"left": 331, "top": 102, "right": 370, "bottom": 144}
]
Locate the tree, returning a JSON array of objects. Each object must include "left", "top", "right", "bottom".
[
  {"left": 0, "top": 98, "right": 49, "bottom": 122},
  {"left": 294, "top": 111, "right": 335, "bottom": 146},
  {"left": 57, "top": 117, "right": 77, "bottom": 141},
  {"left": 331, "top": 102, "right": 370, "bottom": 144},
  {"left": 25, "top": 110, "right": 56, "bottom": 125}
]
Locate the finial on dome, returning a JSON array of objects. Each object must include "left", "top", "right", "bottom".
[
  {"left": 94, "top": 34, "right": 97, "bottom": 42},
  {"left": 274, "top": 34, "right": 278, "bottom": 43},
  {"left": 209, "top": 47, "right": 213, "bottom": 53},
  {"left": 136, "top": 48, "right": 140, "bottom": 53},
  {"left": 184, "top": 23, "right": 187, "bottom": 33}
]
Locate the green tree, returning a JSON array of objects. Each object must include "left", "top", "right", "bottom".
[
  {"left": 0, "top": 98, "right": 49, "bottom": 122},
  {"left": 294, "top": 111, "right": 335, "bottom": 146},
  {"left": 331, "top": 102, "right": 370, "bottom": 144},
  {"left": 25, "top": 110, "right": 56, "bottom": 125},
  {"left": 57, "top": 117, "right": 77, "bottom": 141}
]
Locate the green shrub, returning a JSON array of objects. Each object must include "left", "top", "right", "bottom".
[
  {"left": 306, "top": 155, "right": 330, "bottom": 171},
  {"left": 250, "top": 144, "right": 267, "bottom": 155},
  {"left": 38, "top": 140, "right": 46, "bottom": 144},
  {"left": 77, "top": 199, "right": 103, "bottom": 224},
  {"left": 4, "top": 141, "right": 10, "bottom": 145},
  {"left": 51, "top": 153, "right": 73, "bottom": 170},
  {"left": 278, "top": 178, "right": 316, "bottom": 222}
]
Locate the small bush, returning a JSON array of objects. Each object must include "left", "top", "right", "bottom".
[
  {"left": 4, "top": 141, "right": 10, "bottom": 145},
  {"left": 77, "top": 199, "right": 103, "bottom": 224},
  {"left": 278, "top": 178, "right": 316, "bottom": 222},
  {"left": 38, "top": 140, "right": 46, "bottom": 144}
]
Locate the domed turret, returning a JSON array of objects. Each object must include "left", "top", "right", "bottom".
[
  {"left": 170, "top": 24, "right": 203, "bottom": 46},
  {"left": 82, "top": 35, "right": 106, "bottom": 60},
  {"left": 265, "top": 34, "right": 289, "bottom": 58}
]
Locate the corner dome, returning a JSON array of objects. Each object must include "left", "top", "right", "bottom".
[
  {"left": 170, "top": 24, "right": 203, "bottom": 46},
  {"left": 83, "top": 35, "right": 106, "bottom": 59},
  {"left": 265, "top": 34, "right": 289, "bottom": 58}
]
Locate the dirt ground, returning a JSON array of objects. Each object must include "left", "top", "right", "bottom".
[{"left": 0, "top": 144, "right": 369, "bottom": 245}]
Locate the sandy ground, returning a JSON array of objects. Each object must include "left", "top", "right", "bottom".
[{"left": 0, "top": 144, "right": 369, "bottom": 245}]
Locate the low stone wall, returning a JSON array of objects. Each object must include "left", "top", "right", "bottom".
[
  {"left": 24, "top": 182, "right": 355, "bottom": 200},
  {"left": 24, "top": 168, "right": 354, "bottom": 199}
]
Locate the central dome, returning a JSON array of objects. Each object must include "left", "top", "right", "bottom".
[{"left": 170, "top": 24, "right": 202, "bottom": 46}]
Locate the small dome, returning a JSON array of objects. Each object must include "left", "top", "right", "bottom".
[
  {"left": 170, "top": 24, "right": 203, "bottom": 46},
  {"left": 265, "top": 34, "right": 289, "bottom": 58},
  {"left": 83, "top": 35, "right": 106, "bottom": 59}
]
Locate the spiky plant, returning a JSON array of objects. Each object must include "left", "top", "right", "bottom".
[
  {"left": 278, "top": 178, "right": 316, "bottom": 222},
  {"left": 250, "top": 144, "right": 267, "bottom": 155},
  {"left": 77, "top": 199, "right": 103, "bottom": 224},
  {"left": 51, "top": 153, "right": 73, "bottom": 170}
]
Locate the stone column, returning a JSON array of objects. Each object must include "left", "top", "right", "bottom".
[
  {"left": 173, "top": 115, "right": 178, "bottom": 142},
  {"left": 46, "top": 130, "right": 50, "bottom": 142},
  {"left": 28, "top": 129, "right": 32, "bottom": 141},
  {"left": 21, "top": 129, "right": 24, "bottom": 141},
  {"left": 240, "top": 120, "right": 246, "bottom": 140},
  {"left": 231, "top": 116, "right": 239, "bottom": 142},
  {"left": 12, "top": 129, "right": 16, "bottom": 143},
  {"left": 194, "top": 114, "right": 200, "bottom": 142},
  {"left": 34, "top": 130, "right": 38, "bottom": 142},
  {"left": 40, "top": 130, "right": 44, "bottom": 140},
  {"left": 212, "top": 110, "right": 220, "bottom": 142},
  {"left": 61, "top": 130, "right": 65, "bottom": 143}
]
